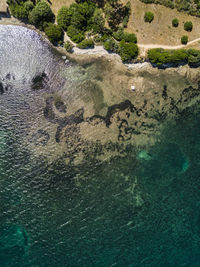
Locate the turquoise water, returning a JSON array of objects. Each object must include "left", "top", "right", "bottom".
[{"left": 0, "top": 25, "right": 200, "bottom": 266}]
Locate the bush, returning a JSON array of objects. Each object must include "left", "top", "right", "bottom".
[
  {"left": 113, "top": 29, "right": 137, "bottom": 43},
  {"left": 147, "top": 48, "right": 188, "bottom": 65},
  {"left": 122, "top": 16, "right": 129, "bottom": 27},
  {"left": 119, "top": 40, "right": 139, "bottom": 62},
  {"left": 64, "top": 41, "right": 74, "bottom": 53},
  {"left": 29, "top": 1, "right": 55, "bottom": 29},
  {"left": 123, "top": 32, "right": 137, "bottom": 43},
  {"left": 100, "top": 33, "right": 112, "bottom": 42},
  {"left": 187, "top": 49, "right": 200, "bottom": 66},
  {"left": 181, "top": 35, "right": 188, "bottom": 44},
  {"left": 172, "top": 18, "right": 179, "bottom": 27},
  {"left": 103, "top": 38, "right": 119, "bottom": 53},
  {"left": 113, "top": 27, "right": 124, "bottom": 41},
  {"left": 44, "top": 23, "right": 63, "bottom": 45},
  {"left": 57, "top": 6, "right": 72, "bottom": 31},
  {"left": 144, "top": 11, "right": 154, "bottom": 23},
  {"left": 77, "top": 38, "right": 94, "bottom": 49},
  {"left": 93, "top": 34, "right": 102, "bottom": 43},
  {"left": 67, "top": 25, "right": 85, "bottom": 43},
  {"left": 184, "top": 21, "right": 193, "bottom": 31}
]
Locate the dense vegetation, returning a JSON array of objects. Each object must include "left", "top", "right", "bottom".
[
  {"left": 8, "top": 0, "right": 55, "bottom": 30},
  {"left": 139, "top": 0, "right": 200, "bottom": 17},
  {"left": 148, "top": 48, "right": 200, "bottom": 67},
  {"left": 8, "top": 0, "right": 200, "bottom": 65},
  {"left": 44, "top": 24, "right": 63, "bottom": 45},
  {"left": 7, "top": 0, "right": 138, "bottom": 62},
  {"left": 55, "top": 0, "right": 138, "bottom": 62},
  {"left": 7, "top": 0, "right": 34, "bottom": 19}
]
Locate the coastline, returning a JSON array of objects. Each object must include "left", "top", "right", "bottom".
[{"left": 1, "top": 17, "right": 200, "bottom": 78}]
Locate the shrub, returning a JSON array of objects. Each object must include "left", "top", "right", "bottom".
[
  {"left": 147, "top": 48, "right": 188, "bottom": 65},
  {"left": 123, "top": 32, "right": 137, "bottom": 43},
  {"left": 119, "top": 40, "right": 139, "bottom": 62},
  {"left": 93, "top": 34, "right": 102, "bottom": 43},
  {"left": 144, "top": 11, "right": 154, "bottom": 23},
  {"left": 67, "top": 25, "right": 85, "bottom": 43},
  {"left": 64, "top": 41, "right": 74, "bottom": 53},
  {"left": 113, "top": 29, "right": 137, "bottom": 43},
  {"left": 77, "top": 38, "right": 94, "bottom": 49},
  {"left": 113, "top": 27, "right": 124, "bottom": 41},
  {"left": 184, "top": 21, "right": 193, "bottom": 31},
  {"left": 172, "top": 18, "right": 179, "bottom": 27},
  {"left": 100, "top": 33, "right": 112, "bottom": 42},
  {"left": 181, "top": 35, "right": 188, "bottom": 44},
  {"left": 44, "top": 23, "right": 63, "bottom": 45},
  {"left": 57, "top": 6, "right": 72, "bottom": 31},
  {"left": 122, "top": 16, "right": 129, "bottom": 28},
  {"left": 103, "top": 38, "right": 119, "bottom": 53},
  {"left": 187, "top": 49, "right": 200, "bottom": 66},
  {"left": 29, "top": 1, "right": 55, "bottom": 29}
]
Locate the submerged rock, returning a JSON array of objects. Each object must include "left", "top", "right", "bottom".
[{"left": 137, "top": 150, "right": 152, "bottom": 161}]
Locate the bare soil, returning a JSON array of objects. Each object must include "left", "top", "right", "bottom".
[{"left": 125, "top": 0, "right": 200, "bottom": 47}]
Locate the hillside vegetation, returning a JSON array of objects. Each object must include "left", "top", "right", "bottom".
[
  {"left": 139, "top": 0, "right": 200, "bottom": 17},
  {"left": 6, "top": 0, "right": 200, "bottom": 66}
]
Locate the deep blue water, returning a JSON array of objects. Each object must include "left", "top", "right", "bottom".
[{"left": 0, "top": 25, "right": 200, "bottom": 267}]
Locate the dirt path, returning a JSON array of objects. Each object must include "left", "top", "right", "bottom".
[{"left": 138, "top": 37, "right": 200, "bottom": 55}]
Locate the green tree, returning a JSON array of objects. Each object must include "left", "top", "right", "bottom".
[
  {"left": 28, "top": 1, "right": 55, "bottom": 29},
  {"left": 8, "top": 0, "right": 34, "bottom": 20},
  {"left": 57, "top": 6, "right": 72, "bottom": 31},
  {"left": 172, "top": 18, "right": 179, "bottom": 27},
  {"left": 181, "top": 35, "right": 188, "bottom": 44},
  {"left": 144, "top": 11, "right": 154, "bottom": 23},
  {"left": 67, "top": 25, "right": 85, "bottom": 43},
  {"left": 91, "top": 8, "right": 105, "bottom": 33},
  {"left": 44, "top": 23, "right": 63, "bottom": 45},
  {"left": 119, "top": 40, "right": 139, "bottom": 62},
  {"left": 184, "top": 21, "right": 193, "bottom": 31}
]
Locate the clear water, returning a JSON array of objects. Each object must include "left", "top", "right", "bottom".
[{"left": 0, "top": 25, "right": 200, "bottom": 266}]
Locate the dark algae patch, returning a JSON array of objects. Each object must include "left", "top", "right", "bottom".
[{"left": 0, "top": 25, "right": 200, "bottom": 266}]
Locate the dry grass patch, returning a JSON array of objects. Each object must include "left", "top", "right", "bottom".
[
  {"left": 124, "top": 0, "right": 200, "bottom": 45},
  {"left": 50, "top": 0, "right": 74, "bottom": 15}
]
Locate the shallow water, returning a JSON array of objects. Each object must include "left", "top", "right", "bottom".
[{"left": 0, "top": 25, "right": 200, "bottom": 266}]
